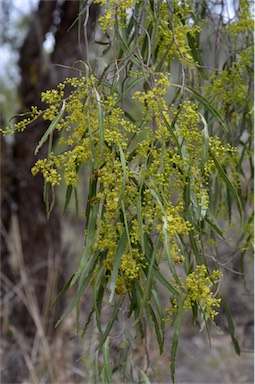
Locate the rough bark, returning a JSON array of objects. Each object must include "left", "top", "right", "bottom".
[{"left": 1, "top": 1, "right": 99, "bottom": 381}]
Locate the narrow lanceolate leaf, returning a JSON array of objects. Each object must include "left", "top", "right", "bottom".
[
  {"left": 115, "top": 26, "right": 141, "bottom": 68},
  {"left": 55, "top": 250, "right": 99, "bottom": 327},
  {"left": 209, "top": 149, "right": 243, "bottom": 221},
  {"left": 121, "top": 200, "right": 132, "bottom": 251},
  {"left": 151, "top": 266, "right": 179, "bottom": 295},
  {"left": 149, "top": 187, "right": 165, "bottom": 214},
  {"left": 116, "top": 75, "right": 144, "bottom": 103},
  {"left": 119, "top": 144, "right": 127, "bottom": 200},
  {"left": 43, "top": 182, "right": 55, "bottom": 219},
  {"left": 158, "top": 105, "right": 182, "bottom": 155},
  {"left": 189, "top": 230, "right": 201, "bottom": 264},
  {"left": 186, "top": 32, "right": 206, "bottom": 79},
  {"left": 138, "top": 369, "right": 151, "bottom": 384},
  {"left": 135, "top": 237, "right": 160, "bottom": 323},
  {"left": 95, "top": 350, "right": 100, "bottom": 384},
  {"left": 198, "top": 112, "right": 209, "bottom": 170},
  {"left": 149, "top": 304, "right": 164, "bottom": 354},
  {"left": 221, "top": 298, "right": 240, "bottom": 355},
  {"left": 98, "top": 298, "right": 124, "bottom": 349},
  {"left": 93, "top": 266, "right": 105, "bottom": 334},
  {"left": 185, "top": 86, "right": 229, "bottom": 133},
  {"left": 51, "top": 274, "right": 75, "bottom": 308},
  {"left": 151, "top": 288, "right": 165, "bottom": 342},
  {"left": 162, "top": 216, "right": 181, "bottom": 284},
  {"left": 72, "top": 203, "right": 98, "bottom": 285},
  {"left": 102, "top": 337, "right": 113, "bottom": 383},
  {"left": 171, "top": 301, "right": 184, "bottom": 384},
  {"left": 74, "top": 187, "right": 79, "bottom": 218},
  {"left": 109, "top": 231, "right": 128, "bottom": 303},
  {"left": 63, "top": 185, "right": 73, "bottom": 214},
  {"left": 137, "top": 185, "right": 145, "bottom": 255},
  {"left": 171, "top": 84, "right": 229, "bottom": 133},
  {"left": 35, "top": 101, "right": 66, "bottom": 155},
  {"left": 205, "top": 214, "right": 224, "bottom": 238},
  {"left": 94, "top": 88, "right": 104, "bottom": 147}
]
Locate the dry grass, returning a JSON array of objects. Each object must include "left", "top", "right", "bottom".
[{"left": 1, "top": 214, "right": 254, "bottom": 383}]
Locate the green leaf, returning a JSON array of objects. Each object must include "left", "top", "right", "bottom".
[
  {"left": 50, "top": 274, "right": 75, "bottom": 308},
  {"left": 221, "top": 298, "right": 240, "bottom": 355},
  {"left": 95, "top": 350, "right": 100, "bottom": 384},
  {"left": 72, "top": 203, "right": 98, "bottom": 285},
  {"left": 55, "top": 251, "right": 98, "bottom": 327},
  {"left": 198, "top": 112, "right": 209, "bottom": 170},
  {"left": 115, "top": 27, "right": 141, "bottom": 68},
  {"left": 81, "top": 307, "right": 95, "bottom": 338},
  {"left": 204, "top": 214, "right": 224, "bottom": 238},
  {"left": 158, "top": 105, "right": 182, "bottom": 155},
  {"left": 186, "top": 32, "right": 206, "bottom": 78},
  {"left": 162, "top": 216, "right": 182, "bottom": 283},
  {"left": 119, "top": 144, "right": 127, "bottom": 200},
  {"left": 85, "top": 171, "right": 98, "bottom": 222},
  {"left": 35, "top": 101, "right": 65, "bottom": 155},
  {"left": 135, "top": 237, "right": 160, "bottom": 323},
  {"left": 109, "top": 231, "right": 128, "bottom": 303},
  {"left": 94, "top": 88, "right": 104, "bottom": 147},
  {"left": 98, "top": 298, "right": 124, "bottom": 349},
  {"left": 138, "top": 369, "right": 151, "bottom": 384},
  {"left": 63, "top": 185, "right": 73, "bottom": 214},
  {"left": 152, "top": 267, "right": 179, "bottom": 295},
  {"left": 149, "top": 187, "right": 165, "bottom": 214},
  {"left": 129, "top": 280, "right": 145, "bottom": 336},
  {"left": 151, "top": 289, "right": 165, "bottom": 346},
  {"left": 155, "top": 42, "right": 173, "bottom": 72},
  {"left": 209, "top": 149, "right": 243, "bottom": 221},
  {"left": 87, "top": 116, "right": 99, "bottom": 169},
  {"left": 171, "top": 84, "right": 229, "bottom": 133},
  {"left": 149, "top": 304, "right": 164, "bottom": 353},
  {"left": 137, "top": 185, "right": 145, "bottom": 255},
  {"left": 186, "top": 85, "right": 229, "bottom": 132},
  {"left": 121, "top": 200, "right": 132, "bottom": 251},
  {"left": 93, "top": 266, "right": 105, "bottom": 334},
  {"left": 43, "top": 181, "right": 56, "bottom": 219},
  {"left": 170, "top": 301, "right": 184, "bottom": 384},
  {"left": 116, "top": 75, "right": 144, "bottom": 103},
  {"left": 189, "top": 230, "right": 201, "bottom": 264},
  {"left": 74, "top": 187, "right": 79, "bottom": 218},
  {"left": 102, "top": 337, "right": 113, "bottom": 383}
]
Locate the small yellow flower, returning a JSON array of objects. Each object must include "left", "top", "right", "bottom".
[{"left": 184, "top": 265, "right": 222, "bottom": 320}]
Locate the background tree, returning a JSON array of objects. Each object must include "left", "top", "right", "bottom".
[
  {"left": 1, "top": 1, "right": 99, "bottom": 382},
  {"left": 1, "top": 1, "right": 253, "bottom": 383}
]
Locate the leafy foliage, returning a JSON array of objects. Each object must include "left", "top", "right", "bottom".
[{"left": 3, "top": 0, "right": 253, "bottom": 382}]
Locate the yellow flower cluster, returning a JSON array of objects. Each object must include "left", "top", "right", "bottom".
[
  {"left": 120, "top": 250, "right": 141, "bottom": 281},
  {"left": 115, "top": 276, "right": 130, "bottom": 296},
  {"left": 19, "top": 68, "right": 237, "bottom": 304},
  {"left": 208, "top": 66, "right": 248, "bottom": 112},
  {"left": 32, "top": 137, "right": 92, "bottom": 187},
  {"left": 31, "top": 158, "right": 61, "bottom": 186},
  {"left": 2, "top": 106, "right": 42, "bottom": 134},
  {"left": 165, "top": 203, "right": 191, "bottom": 238},
  {"left": 184, "top": 265, "right": 222, "bottom": 320},
  {"left": 166, "top": 265, "right": 222, "bottom": 322},
  {"left": 227, "top": 0, "right": 253, "bottom": 35},
  {"left": 94, "top": 0, "right": 135, "bottom": 31},
  {"left": 152, "top": 1, "right": 200, "bottom": 65},
  {"left": 206, "top": 0, "right": 253, "bottom": 118},
  {"left": 206, "top": 137, "right": 239, "bottom": 182}
]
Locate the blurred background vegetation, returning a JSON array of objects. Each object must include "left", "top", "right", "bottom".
[{"left": 0, "top": 1, "right": 253, "bottom": 383}]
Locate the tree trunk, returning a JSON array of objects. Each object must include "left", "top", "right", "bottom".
[{"left": 1, "top": 1, "right": 99, "bottom": 382}]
